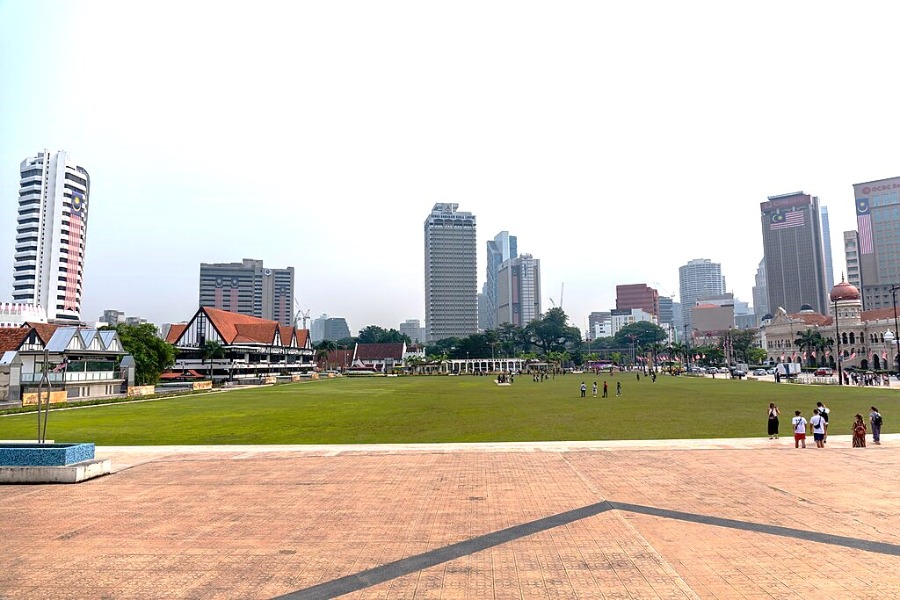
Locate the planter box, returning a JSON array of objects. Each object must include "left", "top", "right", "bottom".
[{"left": 0, "top": 443, "right": 95, "bottom": 466}]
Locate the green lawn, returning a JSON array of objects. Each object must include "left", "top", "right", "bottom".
[{"left": 0, "top": 374, "right": 896, "bottom": 445}]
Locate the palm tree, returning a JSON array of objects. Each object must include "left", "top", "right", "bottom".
[
  {"left": 315, "top": 340, "right": 337, "bottom": 370},
  {"left": 200, "top": 340, "right": 225, "bottom": 364},
  {"left": 794, "top": 329, "right": 823, "bottom": 367}
]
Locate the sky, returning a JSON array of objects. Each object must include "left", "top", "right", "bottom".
[{"left": 2, "top": 1, "right": 899, "bottom": 334}]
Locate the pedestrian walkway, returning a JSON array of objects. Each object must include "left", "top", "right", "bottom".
[{"left": 2, "top": 436, "right": 899, "bottom": 599}]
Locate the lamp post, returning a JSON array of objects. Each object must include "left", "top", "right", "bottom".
[
  {"left": 891, "top": 285, "right": 900, "bottom": 377},
  {"left": 833, "top": 298, "right": 842, "bottom": 386}
]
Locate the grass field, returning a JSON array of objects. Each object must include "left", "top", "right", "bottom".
[{"left": 0, "top": 374, "right": 896, "bottom": 445}]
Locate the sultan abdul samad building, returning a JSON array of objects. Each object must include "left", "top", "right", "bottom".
[{"left": 761, "top": 279, "right": 899, "bottom": 371}]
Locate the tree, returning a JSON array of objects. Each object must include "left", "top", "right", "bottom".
[
  {"left": 727, "top": 328, "right": 758, "bottom": 363},
  {"left": 357, "top": 325, "right": 411, "bottom": 345},
  {"left": 115, "top": 323, "right": 176, "bottom": 386},
  {"left": 200, "top": 340, "right": 225, "bottom": 364},
  {"left": 524, "top": 308, "right": 581, "bottom": 355},
  {"left": 613, "top": 322, "right": 667, "bottom": 348},
  {"left": 315, "top": 340, "right": 337, "bottom": 370},
  {"left": 747, "top": 347, "right": 768, "bottom": 364},
  {"left": 794, "top": 329, "right": 824, "bottom": 367}
]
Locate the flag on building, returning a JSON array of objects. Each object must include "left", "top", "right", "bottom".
[
  {"left": 770, "top": 209, "right": 805, "bottom": 231},
  {"left": 52, "top": 358, "right": 69, "bottom": 372},
  {"left": 857, "top": 198, "right": 874, "bottom": 254}
]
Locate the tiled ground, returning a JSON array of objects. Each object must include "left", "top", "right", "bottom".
[{"left": 1, "top": 436, "right": 899, "bottom": 599}]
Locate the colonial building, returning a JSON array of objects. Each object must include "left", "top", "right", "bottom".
[
  {"left": 761, "top": 280, "right": 899, "bottom": 371},
  {"left": 165, "top": 307, "right": 314, "bottom": 381},
  {"left": 0, "top": 322, "right": 131, "bottom": 403},
  {"left": 351, "top": 342, "right": 407, "bottom": 373}
]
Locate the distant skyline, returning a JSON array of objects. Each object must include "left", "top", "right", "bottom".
[{"left": 2, "top": 2, "right": 900, "bottom": 333}]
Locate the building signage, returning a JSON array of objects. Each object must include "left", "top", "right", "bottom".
[{"left": 855, "top": 177, "right": 900, "bottom": 197}]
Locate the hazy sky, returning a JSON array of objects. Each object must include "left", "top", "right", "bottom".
[{"left": 2, "top": 2, "right": 899, "bottom": 333}]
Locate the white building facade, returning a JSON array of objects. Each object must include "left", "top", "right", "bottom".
[
  {"left": 12, "top": 150, "right": 91, "bottom": 322},
  {"left": 496, "top": 254, "right": 541, "bottom": 327},
  {"left": 424, "top": 203, "right": 477, "bottom": 342}
]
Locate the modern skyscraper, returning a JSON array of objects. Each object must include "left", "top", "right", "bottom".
[
  {"left": 484, "top": 231, "right": 517, "bottom": 330},
  {"left": 615, "top": 284, "right": 659, "bottom": 318},
  {"left": 496, "top": 254, "right": 541, "bottom": 327},
  {"left": 12, "top": 150, "right": 91, "bottom": 322},
  {"left": 678, "top": 259, "right": 725, "bottom": 330},
  {"left": 424, "top": 203, "right": 477, "bottom": 342},
  {"left": 760, "top": 192, "right": 829, "bottom": 315},
  {"left": 198, "top": 259, "right": 295, "bottom": 326},
  {"left": 657, "top": 296, "right": 674, "bottom": 326},
  {"left": 852, "top": 177, "right": 900, "bottom": 309},
  {"left": 752, "top": 258, "right": 769, "bottom": 322},
  {"left": 820, "top": 205, "right": 835, "bottom": 290},
  {"left": 399, "top": 319, "right": 425, "bottom": 344},
  {"left": 844, "top": 231, "right": 862, "bottom": 290}
]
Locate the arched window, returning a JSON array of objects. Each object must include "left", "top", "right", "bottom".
[
  {"left": 842, "top": 333, "right": 848, "bottom": 344},
  {"left": 849, "top": 332, "right": 855, "bottom": 344}
]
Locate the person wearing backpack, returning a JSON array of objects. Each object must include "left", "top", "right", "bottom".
[
  {"left": 816, "top": 402, "right": 830, "bottom": 444},
  {"left": 870, "top": 406, "right": 883, "bottom": 445},
  {"left": 810, "top": 409, "right": 827, "bottom": 448}
]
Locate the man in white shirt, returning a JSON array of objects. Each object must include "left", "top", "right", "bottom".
[
  {"left": 792, "top": 410, "right": 808, "bottom": 448},
  {"left": 810, "top": 408, "right": 826, "bottom": 448}
]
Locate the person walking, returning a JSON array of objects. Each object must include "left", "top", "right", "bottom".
[
  {"left": 767, "top": 403, "right": 780, "bottom": 439},
  {"left": 580, "top": 382, "right": 587, "bottom": 398},
  {"left": 616, "top": 381, "right": 622, "bottom": 397},
  {"left": 792, "top": 410, "right": 808, "bottom": 448},
  {"left": 810, "top": 409, "right": 826, "bottom": 448},
  {"left": 602, "top": 381, "right": 608, "bottom": 398},
  {"left": 592, "top": 382, "right": 598, "bottom": 398},
  {"left": 852, "top": 414, "right": 867, "bottom": 448},
  {"left": 870, "top": 406, "right": 883, "bottom": 445},
  {"left": 816, "top": 401, "right": 830, "bottom": 444}
]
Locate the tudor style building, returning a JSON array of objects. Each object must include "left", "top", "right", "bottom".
[
  {"left": 761, "top": 279, "right": 899, "bottom": 371},
  {"left": 0, "top": 322, "right": 132, "bottom": 403},
  {"left": 165, "top": 307, "right": 314, "bottom": 381}
]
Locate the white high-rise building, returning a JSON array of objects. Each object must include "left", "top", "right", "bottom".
[
  {"left": 496, "top": 254, "right": 541, "bottom": 327},
  {"left": 678, "top": 258, "right": 725, "bottom": 330},
  {"left": 12, "top": 150, "right": 91, "bottom": 322},
  {"left": 424, "top": 203, "right": 477, "bottom": 342}
]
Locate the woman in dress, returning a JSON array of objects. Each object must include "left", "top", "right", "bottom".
[
  {"left": 852, "top": 414, "right": 867, "bottom": 448},
  {"left": 767, "top": 402, "right": 780, "bottom": 439}
]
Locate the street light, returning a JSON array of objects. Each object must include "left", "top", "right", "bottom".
[
  {"left": 833, "top": 298, "right": 843, "bottom": 386},
  {"left": 891, "top": 285, "right": 900, "bottom": 377}
]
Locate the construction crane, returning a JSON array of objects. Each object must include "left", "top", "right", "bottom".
[
  {"left": 549, "top": 283, "right": 565, "bottom": 309},
  {"left": 293, "top": 298, "right": 311, "bottom": 329}
]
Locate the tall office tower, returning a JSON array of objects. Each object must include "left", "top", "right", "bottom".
[
  {"left": 12, "top": 150, "right": 91, "bottom": 322},
  {"left": 760, "top": 192, "right": 829, "bottom": 315},
  {"left": 657, "top": 296, "right": 674, "bottom": 326},
  {"left": 496, "top": 254, "right": 541, "bottom": 327},
  {"left": 752, "top": 258, "right": 769, "bottom": 323},
  {"left": 310, "top": 314, "right": 328, "bottom": 342},
  {"left": 615, "top": 283, "right": 659, "bottom": 318},
  {"left": 477, "top": 287, "right": 490, "bottom": 330},
  {"left": 198, "top": 258, "right": 295, "bottom": 326},
  {"left": 852, "top": 177, "right": 900, "bottom": 309},
  {"left": 399, "top": 319, "right": 425, "bottom": 344},
  {"left": 588, "top": 311, "right": 611, "bottom": 339},
  {"left": 484, "top": 231, "right": 517, "bottom": 330},
  {"left": 424, "top": 203, "right": 477, "bottom": 342},
  {"left": 844, "top": 231, "right": 862, "bottom": 290},
  {"left": 323, "top": 317, "right": 350, "bottom": 341},
  {"left": 678, "top": 258, "right": 725, "bottom": 330},
  {"left": 820, "top": 205, "right": 835, "bottom": 290}
]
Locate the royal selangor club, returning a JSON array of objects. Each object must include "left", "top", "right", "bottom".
[{"left": 2, "top": 153, "right": 900, "bottom": 407}]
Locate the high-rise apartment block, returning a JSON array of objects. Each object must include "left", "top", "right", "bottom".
[
  {"left": 843, "top": 231, "right": 862, "bottom": 291},
  {"left": 198, "top": 259, "right": 294, "bottom": 326},
  {"left": 678, "top": 259, "right": 725, "bottom": 330},
  {"left": 484, "top": 231, "right": 517, "bottom": 330},
  {"left": 760, "top": 192, "right": 829, "bottom": 315},
  {"left": 424, "top": 204, "right": 477, "bottom": 342},
  {"left": 852, "top": 177, "right": 900, "bottom": 309},
  {"left": 496, "top": 254, "right": 541, "bottom": 327},
  {"left": 12, "top": 150, "right": 91, "bottom": 322},
  {"left": 615, "top": 284, "right": 659, "bottom": 318}
]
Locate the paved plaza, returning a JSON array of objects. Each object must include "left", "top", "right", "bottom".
[{"left": 2, "top": 436, "right": 900, "bottom": 599}]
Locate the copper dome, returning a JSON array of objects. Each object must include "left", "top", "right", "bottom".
[{"left": 830, "top": 279, "right": 860, "bottom": 302}]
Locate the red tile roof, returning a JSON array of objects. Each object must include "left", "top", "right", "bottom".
[
  {"left": 26, "top": 322, "right": 58, "bottom": 345},
  {"left": 862, "top": 308, "right": 898, "bottom": 322},
  {"left": 166, "top": 324, "right": 188, "bottom": 344},
  {"left": 789, "top": 313, "right": 832, "bottom": 326},
  {"left": 232, "top": 322, "right": 278, "bottom": 344},
  {"left": 0, "top": 327, "right": 29, "bottom": 352},
  {"left": 279, "top": 326, "right": 295, "bottom": 347},
  {"left": 296, "top": 329, "right": 310, "bottom": 348},
  {"left": 355, "top": 343, "right": 405, "bottom": 361}
]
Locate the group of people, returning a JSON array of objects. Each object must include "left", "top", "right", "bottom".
[
  {"left": 767, "top": 402, "right": 883, "bottom": 448},
  {"left": 580, "top": 381, "right": 619, "bottom": 398}
]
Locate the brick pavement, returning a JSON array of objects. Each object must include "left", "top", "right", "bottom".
[{"left": 1, "top": 436, "right": 899, "bottom": 599}]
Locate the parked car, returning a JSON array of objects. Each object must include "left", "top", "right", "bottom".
[
  {"left": 814, "top": 367, "right": 833, "bottom": 376},
  {"left": 766, "top": 368, "right": 776, "bottom": 375},
  {"left": 718, "top": 367, "right": 729, "bottom": 374},
  {"left": 753, "top": 368, "right": 767, "bottom": 376}
]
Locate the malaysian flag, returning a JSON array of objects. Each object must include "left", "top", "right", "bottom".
[
  {"left": 52, "top": 358, "right": 69, "bottom": 372},
  {"left": 64, "top": 190, "right": 87, "bottom": 312},
  {"left": 856, "top": 198, "right": 874, "bottom": 254},
  {"left": 770, "top": 209, "right": 805, "bottom": 230}
]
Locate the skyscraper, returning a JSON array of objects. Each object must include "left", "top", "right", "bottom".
[
  {"left": 678, "top": 259, "right": 725, "bottom": 330},
  {"left": 852, "top": 177, "right": 900, "bottom": 309},
  {"left": 496, "top": 254, "right": 541, "bottom": 327},
  {"left": 12, "top": 150, "right": 91, "bottom": 322},
  {"left": 484, "top": 231, "right": 517, "bottom": 330},
  {"left": 424, "top": 203, "right": 477, "bottom": 342},
  {"left": 820, "top": 205, "right": 835, "bottom": 290},
  {"left": 615, "top": 284, "right": 659, "bottom": 318},
  {"left": 198, "top": 259, "right": 295, "bottom": 326},
  {"left": 752, "top": 258, "right": 769, "bottom": 323},
  {"left": 843, "top": 230, "right": 862, "bottom": 290},
  {"left": 760, "top": 192, "right": 828, "bottom": 315}
]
